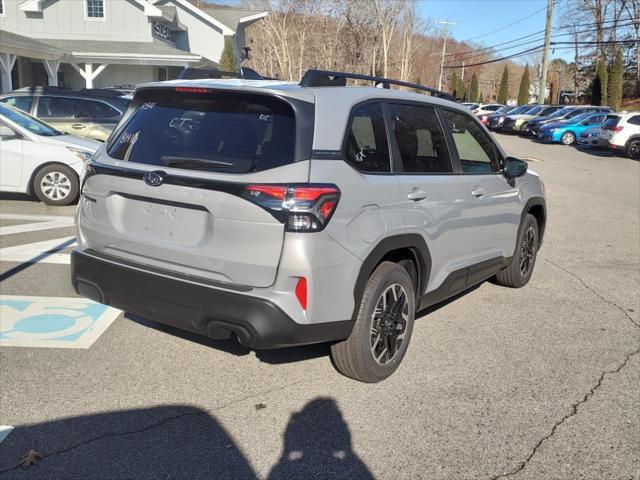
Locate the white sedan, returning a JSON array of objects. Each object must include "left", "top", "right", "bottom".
[{"left": 0, "top": 104, "right": 100, "bottom": 206}]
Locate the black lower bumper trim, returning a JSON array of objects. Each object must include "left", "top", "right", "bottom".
[{"left": 71, "top": 251, "right": 353, "bottom": 349}]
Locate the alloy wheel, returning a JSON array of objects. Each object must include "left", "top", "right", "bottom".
[
  {"left": 519, "top": 226, "right": 537, "bottom": 277},
  {"left": 40, "top": 171, "right": 72, "bottom": 201},
  {"left": 370, "top": 283, "right": 409, "bottom": 365},
  {"left": 629, "top": 141, "right": 640, "bottom": 159}
]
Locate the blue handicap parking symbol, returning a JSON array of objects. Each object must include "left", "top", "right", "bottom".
[{"left": 0, "top": 296, "right": 121, "bottom": 349}]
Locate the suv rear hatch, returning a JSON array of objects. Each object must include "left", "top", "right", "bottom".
[{"left": 78, "top": 85, "right": 313, "bottom": 288}]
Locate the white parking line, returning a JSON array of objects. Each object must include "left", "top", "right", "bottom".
[
  {"left": 0, "top": 214, "right": 75, "bottom": 236},
  {"left": 0, "top": 237, "right": 76, "bottom": 265}
]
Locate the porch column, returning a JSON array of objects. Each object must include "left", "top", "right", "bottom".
[
  {"left": 70, "top": 63, "right": 108, "bottom": 89},
  {"left": 42, "top": 59, "right": 61, "bottom": 87},
  {"left": 0, "top": 53, "right": 17, "bottom": 93}
]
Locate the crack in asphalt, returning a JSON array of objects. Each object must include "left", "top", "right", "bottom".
[
  {"left": 489, "top": 345, "right": 640, "bottom": 480},
  {"left": 0, "top": 379, "right": 306, "bottom": 475},
  {"left": 539, "top": 256, "right": 640, "bottom": 329}
]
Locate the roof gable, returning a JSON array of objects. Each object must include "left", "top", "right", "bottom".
[{"left": 20, "top": 0, "right": 163, "bottom": 17}]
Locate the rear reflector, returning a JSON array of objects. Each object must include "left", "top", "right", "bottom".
[{"left": 295, "top": 277, "right": 307, "bottom": 310}]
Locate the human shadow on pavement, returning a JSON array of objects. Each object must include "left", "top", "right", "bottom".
[
  {"left": 0, "top": 405, "right": 255, "bottom": 480},
  {"left": 267, "top": 398, "right": 374, "bottom": 480},
  {"left": 0, "top": 400, "right": 374, "bottom": 480}
]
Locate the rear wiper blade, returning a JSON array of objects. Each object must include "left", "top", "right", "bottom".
[{"left": 161, "top": 156, "right": 234, "bottom": 169}]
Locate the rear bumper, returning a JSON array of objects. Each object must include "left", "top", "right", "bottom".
[{"left": 71, "top": 250, "right": 353, "bottom": 349}]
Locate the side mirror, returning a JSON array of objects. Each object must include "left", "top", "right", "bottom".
[{"left": 504, "top": 157, "right": 528, "bottom": 179}]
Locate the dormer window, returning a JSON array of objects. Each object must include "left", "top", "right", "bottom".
[{"left": 86, "top": 0, "right": 104, "bottom": 19}]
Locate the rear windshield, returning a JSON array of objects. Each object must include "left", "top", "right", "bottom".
[
  {"left": 107, "top": 90, "right": 295, "bottom": 173},
  {"left": 603, "top": 117, "right": 620, "bottom": 128}
]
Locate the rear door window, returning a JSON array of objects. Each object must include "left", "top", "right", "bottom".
[
  {"left": 37, "top": 97, "right": 84, "bottom": 119},
  {"left": 107, "top": 90, "right": 296, "bottom": 174},
  {"left": 82, "top": 100, "right": 121, "bottom": 119},
  {"left": 442, "top": 109, "right": 501, "bottom": 174},
  {"left": 628, "top": 115, "right": 640, "bottom": 126},
  {"left": 388, "top": 103, "right": 452, "bottom": 173},
  {"left": 344, "top": 102, "right": 390, "bottom": 173}
]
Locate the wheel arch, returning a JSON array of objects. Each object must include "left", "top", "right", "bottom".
[
  {"left": 523, "top": 197, "right": 547, "bottom": 245},
  {"left": 351, "top": 234, "right": 432, "bottom": 320}
]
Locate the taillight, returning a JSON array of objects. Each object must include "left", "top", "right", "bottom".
[
  {"left": 243, "top": 184, "right": 340, "bottom": 232},
  {"left": 613, "top": 126, "right": 624, "bottom": 132}
]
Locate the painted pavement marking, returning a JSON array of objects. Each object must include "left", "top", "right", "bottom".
[
  {"left": 0, "top": 214, "right": 75, "bottom": 236},
  {"left": 0, "top": 296, "right": 121, "bottom": 349},
  {"left": 0, "top": 426, "right": 13, "bottom": 445},
  {"left": 0, "top": 236, "right": 76, "bottom": 265}
]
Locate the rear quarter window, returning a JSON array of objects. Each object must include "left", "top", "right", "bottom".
[{"left": 107, "top": 90, "right": 296, "bottom": 174}]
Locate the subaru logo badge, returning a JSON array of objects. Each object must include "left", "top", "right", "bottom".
[{"left": 143, "top": 171, "right": 165, "bottom": 187}]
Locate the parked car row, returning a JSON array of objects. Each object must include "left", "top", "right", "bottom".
[{"left": 477, "top": 102, "right": 640, "bottom": 159}]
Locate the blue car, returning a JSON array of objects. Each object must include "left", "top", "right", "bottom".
[{"left": 537, "top": 112, "right": 618, "bottom": 145}]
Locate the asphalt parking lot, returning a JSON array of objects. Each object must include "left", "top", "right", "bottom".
[{"left": 0, "top": 134, "right": 638, "bottom": 480}]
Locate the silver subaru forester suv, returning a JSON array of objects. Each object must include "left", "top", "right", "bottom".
[{"left": 72, "top": 70, "right": 546, "bottom": 383}]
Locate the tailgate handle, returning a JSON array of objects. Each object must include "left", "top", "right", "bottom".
[
  {"left": 71, "top": 123, "right": 86, "bottom": 129},
  {"left": 472, "top": 188, "right": 486, "bottom": 198}
]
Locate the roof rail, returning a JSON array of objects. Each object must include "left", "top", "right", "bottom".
[{"left": 299, "top": 69, "right": 456, "bottom": 102}]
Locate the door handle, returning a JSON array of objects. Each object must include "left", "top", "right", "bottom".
[
  {"left": 71, "top": 124, "right": 86, "bottom": 129},
  {"left": 471, "top": 188, "right": 486, "bottom": 198},
  {"left": 407, "top": 189, "right": 428, "bottom": 201}
]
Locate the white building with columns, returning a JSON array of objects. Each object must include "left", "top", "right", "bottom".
[{"left": 0, "top": 0, "right": 267, "bottom": 93}]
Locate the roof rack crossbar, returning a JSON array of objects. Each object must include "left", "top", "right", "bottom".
[{"left": 299, "top": 69, "right": 455, "bottom": 101}]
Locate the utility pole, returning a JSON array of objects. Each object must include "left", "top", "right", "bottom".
[
  {"left": 538, "top": 0, "right": 554, "bottom": 104},
  {"left": 461, "top": 60, "right": 465, "bottom": 80},
  {"left": 437, "top": 20, "right": 458, "bottom": 91}
]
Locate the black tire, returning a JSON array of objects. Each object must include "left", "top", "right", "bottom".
[
  {"left": 626, "top": 139, "right": 640, "bottom": 159},
  {"left": 330, "top": 261, "right": 416, "bottom": 383},
  {"left": 494, "top": 214, "right": 539, "bottom": 288},
  {"left": 561, "top": 131, "right": 576, "bottom": 145},
  {"left": 33, "top": 164, "right": 79, "bottom": 206}
]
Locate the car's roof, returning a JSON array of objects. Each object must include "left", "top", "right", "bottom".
[{"left": 136, "top": 78, "right": 468, "bottom": 111}]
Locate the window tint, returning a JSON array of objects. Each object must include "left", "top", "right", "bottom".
[
  {"left": 628, "top": 115, "right": 640, "bottom": 126},
  {"left": 37, "top": 97, "right": 84, "bottom": 118},
  {"left": 83, "top": 100, "right": 120, "bottom": 119},
  {"left": 443, "top": 110, "right": 501, "bottom": 174},
  {"left": 1, "top": 96, "right": 34, "bottom": 113},
  {"left": 389, "top": 103, "right": 451, "bottom": 173},
  {"left": 108, "top": 90, "right": 296, "bottom": 174},
  {"left": 345, "top": 103, "right": 390, "bottom": 173}
]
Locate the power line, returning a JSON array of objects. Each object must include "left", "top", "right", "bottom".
[
  {"left": 445, "top": 20, "right": 639, "bottom": 63},
  {"left": 459, "top": 5, "right": 547, "bottom": 42},
  {"left": 443, "top": 39, "right": 638, "bottom": 69},
  {"left": 444, "top": 17, "right": 639, "bottom": 59}
]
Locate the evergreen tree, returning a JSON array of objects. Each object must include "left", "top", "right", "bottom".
[
  {"left": 517, "top": 64, "right": 530, "bottom": 105},
  {"left": 497, "top": 65, "right": 509, "bottom": 104},
  {"left": 608, "top": 48, "right": 623, "bottom": 111},
  {"left": 219, "top": 36, "right": 237, "bottom": 73},
  {"left": 593, "top": 59, "right": 608, "bottom": 106},
  {"left": 478, "top": 91, "right": 484, "bottom": 103},
  {"left": 469, "top": 73, "right": 479, "bottom": 102},
  {"left": 457, "top": 77, "right": 466, "bottom": 100},
  {"left": 450, "top": 71, "right": 459, "bottom": 96}
]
